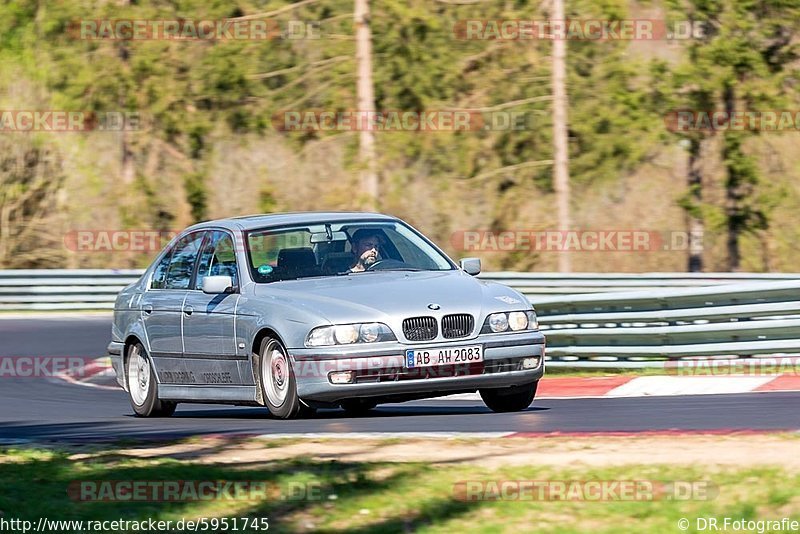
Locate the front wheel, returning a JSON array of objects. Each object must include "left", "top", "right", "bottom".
[
  {"left": 258, "top": 336, "right": 303, "bottom": 419},
  {"left": 126, "top": 342, "right": 176, "bottom": 417},
  {"left": 479, "top": 381, "right": 538, "bottom": 413}
]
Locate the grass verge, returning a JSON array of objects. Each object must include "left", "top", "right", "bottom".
[{"left": 0, "top": 444, "right": 797, "bottom": 533}]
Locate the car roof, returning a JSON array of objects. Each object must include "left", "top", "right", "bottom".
[{"left": 185, "top": 211, "right": 398, "bottom": 232}]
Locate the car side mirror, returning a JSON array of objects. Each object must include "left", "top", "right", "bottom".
[
  {"left": 202, "top": 275, "right": 233, "bottom": 294},
  {"left": 460, "top": 257, "right": 481, "bottom": 276}
]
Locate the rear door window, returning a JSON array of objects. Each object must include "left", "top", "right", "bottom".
[{"left": 150, "top": 249, "right": 173, "bottom": 289}]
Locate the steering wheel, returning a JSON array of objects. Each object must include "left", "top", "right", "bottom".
[{"left": 366, "top": 258, "right": 408, "bottom": 271}]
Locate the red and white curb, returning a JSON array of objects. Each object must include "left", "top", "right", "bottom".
[
  {"left": 540, "top": 375, "right": 800, "bottom": 398},
  {"left": 55, "top": 357, "right": 119, "bottom": 390},
  {"left": 57, "top": 358, "right": 800, "bottom": 398},
  {"left": 441, "top": 374, "right": 800, "bottom": 401}
]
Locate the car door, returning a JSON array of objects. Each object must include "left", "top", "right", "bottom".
[
  {"left": 181, "top": 230, "right": 243, "bottom": 385},
  {"left": 140, "top": 231, "right": 207, "bottom": 361}
]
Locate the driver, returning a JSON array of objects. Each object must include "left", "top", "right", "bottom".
[{"left": 349, "top": 229, "right": 384, "bottom": 272}]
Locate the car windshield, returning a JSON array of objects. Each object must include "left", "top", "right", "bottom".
[{"left": 246, "top": 220, "right": 455, "bottom": 283}]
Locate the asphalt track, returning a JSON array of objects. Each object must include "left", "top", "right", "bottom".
[{"left": 1, "top": 317, "right": 798, "bottom": 442}]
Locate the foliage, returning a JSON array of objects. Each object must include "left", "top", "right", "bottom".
[{"left": 1, "top": 1, "right": 799, "bottom": 270}]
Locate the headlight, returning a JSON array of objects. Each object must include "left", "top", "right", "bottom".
[
  {"left": 306, "top": 323, "right": 396, "bottom": 347},
  {"left": 488, "top": 313, "right": 509, "bottom": 332},
  {"left": 482, "top": 309, "right": 539, "bottom": 334},
  {"left": 307, "top": 327, "right": 335, "bottom": 347},
  {"left": 334, "top": 325, "right": 358, "bottom": 344},
  {"left": 526, "top": 310, "right": 538, "bottom": 330},
  {"left": 508, "top": 311, "right": 528, "bottom": 331},
  {"left": 359, "top": 323, "right": 381, "bottom": 342}
]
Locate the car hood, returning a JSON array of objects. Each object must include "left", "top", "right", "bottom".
[{"left": 250, "top": 270, "right": 529, "bottom": 325}]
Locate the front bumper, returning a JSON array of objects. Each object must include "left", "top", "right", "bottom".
[{"left": 290, "top": 331, "right": 545, "bottom": 402}]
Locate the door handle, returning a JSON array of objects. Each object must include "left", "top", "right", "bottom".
[
  {"left": 183, "top": 305, "right": 194, "bottom": 316},
  {"left": 142, "top": 304, "right": 153, "bottom": 315}
]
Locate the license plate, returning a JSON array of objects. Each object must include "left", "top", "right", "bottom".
[{"left": 405, "top": 345, "right": 483, "bottom": 369}]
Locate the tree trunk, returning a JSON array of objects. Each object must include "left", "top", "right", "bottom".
[
  {"left": 354, "top": 0, "right": 378, "bottom": 210},
  {"left": 687, "top": 137, "right": 703, "bottom": 272},
  {"left": 121, "top": 131, "right": 135, "bottom": 185},
  {"left": 551, "top": 0, "right": 571, "bottom": 272},
  {"left": 723, "top": 85, "right": 740, "bottom": 272},
  {"left": 759, "top": 229, "right": 773, "bottom": 272}
]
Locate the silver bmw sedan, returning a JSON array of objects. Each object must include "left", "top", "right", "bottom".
[{"left": 108, "top": 212, "right": 546, "bottom": 419}]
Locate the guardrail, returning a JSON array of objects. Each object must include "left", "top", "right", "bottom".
[
  {"left": 536, "top": 280, "right": 800, "bottom": 365},
  {"left": 479, "top": 272, "right": 800, "bottom": 299},
  {"left": 0, "top": 269, "right": 142, "bottom": 310},
  {"left": 1, "top": 270, "right": 796, "bottom": 311},
  {"left": 1, "top": 269, "right": 799, "bottom": 366}
]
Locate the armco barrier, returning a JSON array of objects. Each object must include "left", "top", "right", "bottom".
[
  {"left": 535, "top": 280, "right": 800, "bottom": 365},
  {"left": 1, "top": 270, "right": 798, "bottom": 366},
  {"left": 0, "top": 270, "right": 142, "bottom": 310},
  {"left": 1, "top": 270, "right": 795, "bottom": 311},
  {"left": 480, "top": 272, "right": 800, "bottom": 299}
]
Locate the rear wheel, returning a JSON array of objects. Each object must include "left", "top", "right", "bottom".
[
  {"left": 259, "top": 336, "right": 303, "bottom": 419},
  {"left": 340, "top": 398, "right": 378, "bottom": 416},
  {"left": 479, "top": 381, "right": 538, "bottom": 413},
  {"left": 126, "top": 342, "right": 176, "bottom": 417}
]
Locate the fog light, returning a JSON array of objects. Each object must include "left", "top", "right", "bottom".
[
  {"left": 522, "top": 357, "right": 539, "bottom": 369},
  {"left": 329, "top": 371, "right": 355, "bottom": 384}
]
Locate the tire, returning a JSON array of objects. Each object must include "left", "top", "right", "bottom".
[
  {"left": 126, "top": 342, "right": 177, "bottom": 417},
  {"left": 258, "top": 336, "right": 303, "bottom": 419},
  {"left": 479, "top": 381, "right": 538, "bottom": 413},
  {"left": 340, "top": 398, "right": 378, "bottom": 416}
]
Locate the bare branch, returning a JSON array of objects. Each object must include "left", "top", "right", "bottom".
[
  {"left": 280, "top": 81, "right": 334, "bottom": 109},
  {"left": 463, "top": 160, "right": 554, "bottom": 181},
  {"left": 445, "top": 95, "right": 552, "bottom": 112},
  {"left": 434, "top": 0, "right": 491, "bottom": 4},
  {"left": 249, "top": 56, "right": 351, "bottom": 80},
  {"left": 229, "top": 0, "right": 326, "bottom": 21}
]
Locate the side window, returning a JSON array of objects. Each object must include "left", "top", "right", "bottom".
[
  {"left": 195, "top": 231, "right": 238, "bottom": 290},
  {"left": 164, "top": 232, "right": 206, "bottom": 290},
  {"left": 150, "top": 249, "right": 173, "bottom": 289}
]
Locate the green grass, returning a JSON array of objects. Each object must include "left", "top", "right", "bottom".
[{"left": 1, "top": 445, "right": 798, "bottom": 533}]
